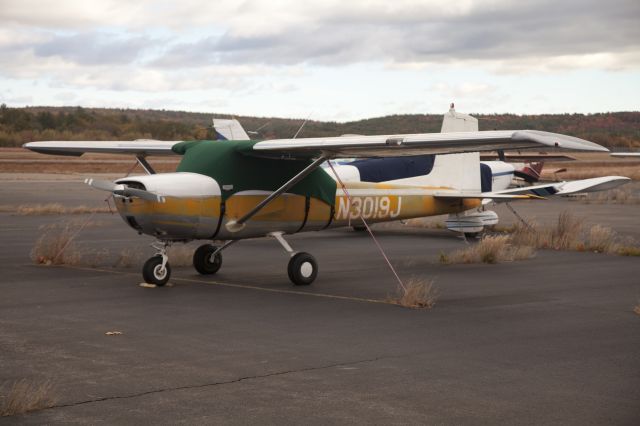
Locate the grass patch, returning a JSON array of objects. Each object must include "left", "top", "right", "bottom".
[
  {"left": 115, "top": 244, "right": 194, "bottom": 268},
  {"left": 31, "top": 221, "right": 83, "bottom": 265},
  {"left": 1, "top": 379, "right": 57, "bottom": 417},
  {"left": 579, "top": 186, "right": 640, "bottom": 205},
  {"left": 440, "top": 235, "right": 535, "bottom": 265},
  {"left": 438, "top": 212, "right": 640, "bottom": 264},
  {"left": 390, "top": 277, "right": 439, "bottom": 309},
  {"left": 0, "top": 203, "right": 111, "bottom": 215},
  {"left": 402, "top": 218, "right": 445, "bottom": 229},
  {"left": 509, "top": 212, "right": 640, "bottom": 255}
]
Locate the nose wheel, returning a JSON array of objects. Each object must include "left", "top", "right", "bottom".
[{"left": 143, "top": 242, "right": 172, "bottom": 286}]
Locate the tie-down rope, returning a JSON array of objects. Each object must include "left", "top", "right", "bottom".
[{"left": 327, "top": 160, "right": 406, "bottom": 292}]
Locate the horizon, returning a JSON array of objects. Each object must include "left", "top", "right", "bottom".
[{"left": 10, "top": 104, "right": 640, "bottom": 124}]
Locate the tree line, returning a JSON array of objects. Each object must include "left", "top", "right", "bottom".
[{"left": 1, "top": 104, "right": 638, "bottom": 148}]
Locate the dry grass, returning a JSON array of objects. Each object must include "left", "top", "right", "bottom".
[
  {"left": 167, "top": 244, "right": 196, "bottom": 267},
  {"left": 31, "top": 222, "right": 83, "bottom": 265},
  {"left": 510, "top": 212, "right": 585, "bottom": 250},
  {"left": 115, "top": 244, "right": 194, "bottom": 268},
  {"left": 579, "top": 186, "right": 640, "bottom": 205},
  {"left": 440, "top": 235, "right": 536, "bottom": 265},
  {"left": 554, "top": 165, "right": 640, "bottom": 181},
  {"left": 617, "top": 246, "right": 640, "bottom": 256},
  {"left": 0, "top": 379, "right": 57, "bottom": 417},
  {"left": 390, "top": 277, "right": 439, "bottom": 309},
  {"left": 0, "top": 203, "right": 111, "bottom": 215},
  {"left": 504, "top": 213, "right": 640, "bottom": 256},
  {"left": 402, "top": 218, "right": 445, "bottom": 229}
]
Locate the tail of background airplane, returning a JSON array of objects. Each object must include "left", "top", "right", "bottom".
[
  {"left": 441, "top": 103, "right": 478, "bottom": 132},
  {"left": 213, "top": 118, "right": 250, "bottom": 140}
]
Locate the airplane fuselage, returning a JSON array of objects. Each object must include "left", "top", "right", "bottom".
[{"left": 114, "top": 173, "right": 480, "bottom": 241}]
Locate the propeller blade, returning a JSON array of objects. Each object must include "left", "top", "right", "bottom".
[
  {"left": 84, "top": 178, "right": 116, "bottom": 192},
  {"left": 85, "top": 178, "right": 165, "bottom": 203}
]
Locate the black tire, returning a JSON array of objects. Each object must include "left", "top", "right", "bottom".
[
  {"left": 464, "top": 232, "right": 481, "bottom": 238},
  {"left": 193, "top": 244, "right": 222, "bottom": 275},
  {"left": 287, "top": 252, "right": 318, "bottom": 286},
  {"left": 142, "top": 255, "right": 171, "bottom": 286}
]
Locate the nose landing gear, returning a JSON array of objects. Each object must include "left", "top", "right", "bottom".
[{"left": 142, "top": 241, "right": 172, "bottom": 286}]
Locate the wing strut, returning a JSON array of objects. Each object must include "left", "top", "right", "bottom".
[
  {"left": 225, "top": 155, "right": 328, "bottom": 232},
  {"left": 136, "top": 156, "right": 156, "bottom": 174}
]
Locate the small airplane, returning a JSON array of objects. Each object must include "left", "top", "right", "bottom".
[{"left": 24, "top": 112, "right": 628, "bottom": 287}]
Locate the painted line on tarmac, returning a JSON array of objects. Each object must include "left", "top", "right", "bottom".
[{"left": 59, "top": 264, "right": 394, "bottom": 306}]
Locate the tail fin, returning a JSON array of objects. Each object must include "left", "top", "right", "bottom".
[
  {"left": 385, "top": 152, "right": 481, "bottom": 192},
  {"left": 441, "top": 103, "right": 478, "bottom": 133},
  {"left": 213, "top": 118, "right": 250, "bottom": 140}
]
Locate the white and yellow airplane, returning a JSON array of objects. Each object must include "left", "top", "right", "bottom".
[{"left": 24, "top": 121, "right": 627, "bottom": 286}]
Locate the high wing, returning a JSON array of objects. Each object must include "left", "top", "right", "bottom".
[
  {"left": 23, "top": 140, "right": 180, "bottom": 156},
  {"left": 24, "top": 130, "right": 607, "bottom": 159},
  {"left": 252, "top": 130, "right": 608, "bottom": 159},
  {"left": 484, "top": 176, "right": 630, "bottom": 200}
]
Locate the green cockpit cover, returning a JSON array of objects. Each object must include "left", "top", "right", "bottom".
[{"left": 172, "top": 140, "right": 336, "bottom": 206}]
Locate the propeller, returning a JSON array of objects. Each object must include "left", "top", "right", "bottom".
[{"left": 84, "top": 178, "right": 165, "bottom": 203}]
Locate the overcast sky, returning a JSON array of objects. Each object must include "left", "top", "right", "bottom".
[{"left": 0, "top": 0, "right": 638, "bottom": 121}]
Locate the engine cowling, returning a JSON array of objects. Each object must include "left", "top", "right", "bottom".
[{"left": 114, "top": 172, "right": 221, "bottom": 240}]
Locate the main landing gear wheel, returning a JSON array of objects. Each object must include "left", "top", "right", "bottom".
[
  {"left": 287, "top": 252, "right": 318, "bottom": 286},
  {"left": 142, "top": 255, "right": 171, "bottom": 286},
  {"left": 193, "top": 244, "right": 222, "bottom": 275}
]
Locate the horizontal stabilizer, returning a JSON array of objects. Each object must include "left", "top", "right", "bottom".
[
  {"left": 486, "top": 176, "right": 630, "bottom": 201},
  {"left": 433, "top": 192, "right": 542, "bottom": 201},
  {"left": 555, "top": 176, "right": 631, "bottom": 195}
]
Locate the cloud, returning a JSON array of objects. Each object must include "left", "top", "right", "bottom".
[
  {"left": 33, "top": 32, "right": 154, "bottom": 65},
  {"left": 2, "top": 1, "right": 638, "bottom": 71},
  {"left": 0, "top": 0, "right": 637, "bottom": 118}
]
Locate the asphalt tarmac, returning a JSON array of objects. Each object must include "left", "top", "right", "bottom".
[{"left": 1, "top": 177, "right": 639, "bottom": 425}]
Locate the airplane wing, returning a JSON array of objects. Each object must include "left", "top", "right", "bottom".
[
  {"left": 24, "top": 130, "right": 607, "bottom": 159},
  {"left": 251, "top": 130, "right": 608, "bottom": 159},
  {"left": 484, "top": 176, "right": 630, "bottom": 201},
  {"left": 23, "top": 140, "right": 180, "bottom": 157}
]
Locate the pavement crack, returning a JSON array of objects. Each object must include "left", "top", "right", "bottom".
[{"left": 46, "top": 354, "right": 402, "bottom": 412}]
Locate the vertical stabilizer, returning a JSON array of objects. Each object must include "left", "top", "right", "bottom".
[
  {"left": 213, "top": 118, "right": 250, "bottom": 140},
  {"left": 441, "top": 103, "right": 478, "bottom": 133},
  {"left": 385, "top": 152, "right": 481, "bottom": 192}
]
